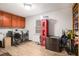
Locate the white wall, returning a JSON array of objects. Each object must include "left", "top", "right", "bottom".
[
  {"left": 0, "top": 28, "right": 26, "bottom": 37},
  {"left": 25, "top": 8, "right": 72, "bottom": 43}
]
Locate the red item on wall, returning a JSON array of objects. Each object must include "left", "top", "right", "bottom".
[{"left": 40, "top": 19, "right": 48, "bottom": 46}]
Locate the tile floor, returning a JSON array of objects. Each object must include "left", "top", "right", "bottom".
[{"left": 0, "top": 41, "right": 69, "bottom": 56}]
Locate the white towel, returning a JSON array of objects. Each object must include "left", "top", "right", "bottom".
[{"left": 0, "top": 34, "right": 4, "bottom": 41}]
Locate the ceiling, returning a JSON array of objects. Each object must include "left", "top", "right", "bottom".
[{"left": 0, "top": 3, "right": 72, "bottom": 17}]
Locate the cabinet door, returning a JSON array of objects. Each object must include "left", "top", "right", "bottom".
[
  {"left": 0, "top": 11, "right": 3, "bottom": 27},
  {"left": 12, "top": 15, "right": 18, "bottom": 28},
  {"left": 17, "top": 16, "right": 21, "bottom": 28},
  {"left": 20, "top": 17, "right": 25, "bottom": 28},
  {"left": 17, "top": 17, "right": 25, "bottom": 28},
  {"left": 2, "top": 12, "right": 11, "bottom": 27},
  {"left": 12, "top": 15, "right": 25, "bottom": 28}
]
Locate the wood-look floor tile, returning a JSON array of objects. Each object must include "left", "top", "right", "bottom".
[{"left": 0, "top": 41, "right": 68, "bottom": 56}]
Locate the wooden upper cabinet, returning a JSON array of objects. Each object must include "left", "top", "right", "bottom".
[
  {"left": 17, "top": 16, "right": 22, "bottom": 28},
  {"left": 12, "top": 15, "right": 18, "bottom": 28},
  {"left": 11, "top": 15, "right": 25, "bottom": 28},
  {"left": 0, "top": 11, "right": 3, "bottom": 27},
  {"left": 17, "top": 17, "right": 25, "bottom": 28},
  {"left": 2, "top": 12, "right": 12, "bottom": 27},
  {"left": 0, "top": 11, "right": 25, "bottom": 28},
  {"left": 20, "top": 17, "right": 25, "bottom": 28}
]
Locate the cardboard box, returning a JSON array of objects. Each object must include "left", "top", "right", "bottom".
[{"left": 3, "top": 37, "right": 11, "bottom": 48}]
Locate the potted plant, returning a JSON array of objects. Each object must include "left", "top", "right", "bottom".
[{"left": 66, "top": 30, "right": 75, "bottom": 55}]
